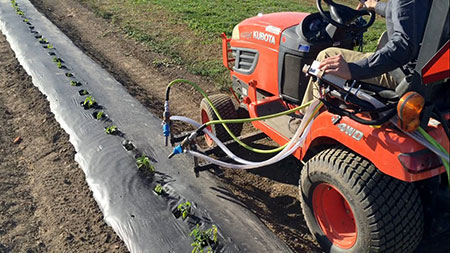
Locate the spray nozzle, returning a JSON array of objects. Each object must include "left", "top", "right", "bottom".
[
  {"left": 168, "top": 145, "right": 183, "bottom": 159},
  {"left": 162, "top": 101, "right": 170, "bottom": 146}
]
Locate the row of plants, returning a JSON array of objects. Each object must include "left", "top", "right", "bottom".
[
  {"left": 10, "top": 1, "right": 220, "bottom": 251},
  {"left": 151, "top": 185, "right": 219, "bottom": 252}
]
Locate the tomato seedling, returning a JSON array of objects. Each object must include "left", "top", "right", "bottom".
[
  {"left": 70, "top": 80, "right": 81, "bottom": 86},
  {"left": 177, "top": 201, "right": 192, "bottom": 220},
  {"left": 104, "top": 125, "right": 118, "bottom": 135},
  {"left": 38, "top": 37, "right": 48, "bottom": 44},
  {"left": 190, "top": 224, "right": 218, "bottom": 253},
  {"left": 83, "top": 96, "right": 96, "bottom": 109},
  {"left": 79, "top": 89, "right": 89, "bottom": 96},
  {"left": 95, "top": 111, "right": 104, "bottom": 119},
  {"left": 136, "top": 154, "right": 155, "bottom": 172},
  {"left": 154, "top": 184, "right": 164, "bottom": 195}
]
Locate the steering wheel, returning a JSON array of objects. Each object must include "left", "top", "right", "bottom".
[{"left": 316, "top": 0, "right": 375, "bottom": 31}]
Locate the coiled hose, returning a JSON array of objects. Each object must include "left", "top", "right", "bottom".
[
  {"left": 171, "top": 100, "right": 322, "bottom": 169},
  {"left": 165, "top": 79, "right": 313, "bottom": 154}
]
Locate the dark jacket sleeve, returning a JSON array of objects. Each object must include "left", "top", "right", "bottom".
[{"left": 348, "top": 0, "right": 422, "bottom": 80}]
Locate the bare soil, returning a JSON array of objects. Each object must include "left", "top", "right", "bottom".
[
  {"left": 2, "top": 0, "right": 322, "bottom": 252},
  {"left": 0, "top": 33, "right": 127, "bottom": 252}
]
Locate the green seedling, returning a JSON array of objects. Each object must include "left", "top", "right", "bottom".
[
  {"left": 70, "top": 80, "right": 80, "bottom": 86},
  {"left": 83, "top": 95, "right": 96, "bottom": 109},
  {"left": 95, "top": 111, "right": 104, "bottom": 119},
  {"left": 52, "top": 57, "right": 63, "bottom": 69},
  {"left": 46, "top": 44, "right": 54, "bottom": 49},
  {"left": 190, "top": 224, "right": 218, "bottom": 253},
  {"left": 177, "top": 201, "right": 192, "bottom": 220},
  {"left": 65, "top": 72, "right": 73, "bottom": 77},
  {"left": 38, "top": 37, "right": 48, "bottom": 43},
  {"left": 153, "top": 184, "right": 164, "bottom": 195},
  {"left": 23, "top": 18, "right": 29, "bottom": 22},
  {"left": 136, "top": 154, "right": 155, "bottom": 172},
  {"left": 105, "top": 125, "right": 118, "bottom": 135}
]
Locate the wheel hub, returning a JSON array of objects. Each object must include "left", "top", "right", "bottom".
[{"left": 312, "top": 183, "right": 357, "bottom": 249}]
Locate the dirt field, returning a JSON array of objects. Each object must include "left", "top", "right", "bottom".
[
  {"left": 0, "top": 0, "right": 321, "bottom": 251},
  {"left": 25, "top": 0, "right": 321, "bottom": 252},
  {"left": 0, "top": 33, "right": 127, "bottom": 252}
]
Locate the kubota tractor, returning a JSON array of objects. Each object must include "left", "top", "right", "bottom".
[
  {"left": 165, "top": 0, "right": 449, "bottom": 252},
  {"left": 201, "top": 0, "right": 449, "bottom": 252}
]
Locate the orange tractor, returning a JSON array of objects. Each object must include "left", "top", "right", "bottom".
[
  {"left": 166, "top": 0, "right": 448, "bottom": 252},
  {"left": 203, "top": 0, "right": 449, "bottom": 252}
]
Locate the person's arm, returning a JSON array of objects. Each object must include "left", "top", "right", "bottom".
[
  {"left": 348, "top": 0, "right": 423, "bottom": 80},
  {"left": 359, "top": 0, "right": 387, "bottom": 17}
]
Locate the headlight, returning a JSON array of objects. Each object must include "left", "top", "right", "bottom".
[{"left": 232, "top": 24, "right": 240, "bottom": 40}]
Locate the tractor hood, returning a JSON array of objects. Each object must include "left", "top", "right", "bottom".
[{"left": 234, "top": 12, "right": 309, "bottom": 48}]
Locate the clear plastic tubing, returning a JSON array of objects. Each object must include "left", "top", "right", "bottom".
[{"left": 170, "top": 100, "right": 319, "bottom": 169}]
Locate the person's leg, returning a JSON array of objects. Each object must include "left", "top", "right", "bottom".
[{"left": 300, "top": 47, "right": 371, "bottom": 111}]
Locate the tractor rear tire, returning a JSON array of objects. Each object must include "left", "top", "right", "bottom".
[
  {"left": 200, "top": 94, "right": 242, "bottom": 147},
  {"left": 300, "top": 147, "right": 424, "bottom": 253}
]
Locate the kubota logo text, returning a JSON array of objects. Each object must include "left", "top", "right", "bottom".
[
  {"left": 253, "top": 31, "right": 275, "bottom": 44},
  {"left": 337, "top": 123, "right": 364, "bottom": 141}
]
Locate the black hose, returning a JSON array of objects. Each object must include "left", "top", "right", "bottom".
[
  {"left": 322, "top": 99, "right": 396, "bottom": 125},
  {"left": 165, "top": 86, "right": 171, "bottom": 101},
  {"left": 359, "top": 103, "right": 397, "bottom": 113}
]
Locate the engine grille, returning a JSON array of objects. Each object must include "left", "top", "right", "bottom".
[{"left": 232, "top": 48, "right": 258, "bottom": 74}]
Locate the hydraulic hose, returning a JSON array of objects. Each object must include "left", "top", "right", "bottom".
[
  {"left": 165, "top": 79, "right": 313, "bottom": 154},
  {"left": 171, "top": 101, "right": 322, "bottom": 168},
  {"left": 203, "top": 101, "right": 314, "bottom": 126},
  {"left": 186, "top": 121, "right": 312, "bottom": 170},
  {"left": 418, "top": 127, "right": 450, "bottom": 183},
  {"left": 172, "top": 115, "right": 311, "bottom": 166}
]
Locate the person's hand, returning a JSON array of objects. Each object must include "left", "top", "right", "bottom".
[
  {"left": 356, "top": 0, "right": 365, "bottom": 10},
  {"left": 357, "top": 0, "right": 378, "bottom": 10},
  {"left": 319, "top": 55, "right": 352, "bottom": 80}
]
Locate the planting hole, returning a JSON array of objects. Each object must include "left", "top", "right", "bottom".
[
  {"left": 92, "top": 111, "right": 106, "bottom": 120},
  {"left": 78, "top": 89, "right": 89, "bottom": 96},
  {"left": 122, "top": 140, "right": 135, "bottom": 151},
  {"left": 70, "top": 81, "right": 81, "bottom": 87}
]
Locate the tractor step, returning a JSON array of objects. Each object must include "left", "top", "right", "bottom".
[{"left": 254, "top": 98, "right": 296, "bottom": 139}]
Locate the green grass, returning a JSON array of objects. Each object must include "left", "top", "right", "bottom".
[
  {"left": 79, "top": 0, "right": 384, "bottom": 88},
  {"left": 146, "top": 0, "right": 316, "bottom": 40}
]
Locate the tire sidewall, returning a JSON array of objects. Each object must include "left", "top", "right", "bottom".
[
  {"left": 300, "top": 160, "right": 370, "bottom": 253},
  {"left": 199, "top": 94, "right": 242, "bottom": 144}
]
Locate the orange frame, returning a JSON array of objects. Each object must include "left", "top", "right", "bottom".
[{"left": 222, "top": 14, "right": 448, "bottom": 183}]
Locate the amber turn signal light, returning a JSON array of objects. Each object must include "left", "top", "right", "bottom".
[{"left": 397, "top": 92, "right": 425, "bottom": 132}]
